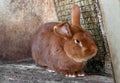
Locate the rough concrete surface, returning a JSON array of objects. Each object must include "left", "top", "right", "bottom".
[{"left": 0, "top": 62, "right": 114, "bottom": 83}]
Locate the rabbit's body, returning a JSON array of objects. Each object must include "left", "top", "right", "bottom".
[
  {"left": 32, "top": 22, "right": 97, "bottom": 76},
  {"left": 32, "top": 5, "right": 97, "bottom": 77}
]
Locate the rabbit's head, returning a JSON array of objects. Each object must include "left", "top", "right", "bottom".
[
  {"left": 54, "top": 22, "right": 97, "bottom": 62},
  {"left": 53, "top": 5, "right": 97, "bottom": 63}
]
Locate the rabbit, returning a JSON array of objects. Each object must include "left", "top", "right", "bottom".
[{"left": 31, "top": 5, "right": 97, "bottom": 77}]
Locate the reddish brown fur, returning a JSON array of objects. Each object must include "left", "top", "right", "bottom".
[
  {"left": 72, "top": 5, "right": 80, "bottom": 27},
  {"left": 31, "top": 5, "right": 97, "bottom": 76}
]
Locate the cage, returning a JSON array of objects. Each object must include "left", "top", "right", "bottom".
[{"left": 54, "top": 0, "right": 112, "bottom": 75}]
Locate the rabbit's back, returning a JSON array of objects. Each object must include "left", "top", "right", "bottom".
[{"left": 31, "top": 22, "right": 65, "bottom": 67}]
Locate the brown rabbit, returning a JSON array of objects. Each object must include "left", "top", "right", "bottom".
[{"left": 31, "top": 5, "right": 97, "bottom": 77}]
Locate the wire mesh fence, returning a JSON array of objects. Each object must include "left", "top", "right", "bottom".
[{"left": 54, "top": 0, "right": 109, "bottom": 75}]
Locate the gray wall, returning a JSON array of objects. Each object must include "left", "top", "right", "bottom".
[
  {"left": 0, "top": 0, "right": 57, "bottom": 62},
  {"left": 99, "top": 0, "right": 120, "bottom": 83}
]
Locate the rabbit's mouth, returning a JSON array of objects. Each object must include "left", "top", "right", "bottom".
[
  {"left": 70, "top": 54, "right": 95, "bottom": 63},
  {"left": 73, "top": 58, "right": 87, "bottom": 63},
  {"left": 65, "top": 45, "right": 97, "bottom": 63},
  {"left": 65, "top": 53, "right": 87, "bottom": 63},
  {"left": 66, "top": 51, "right": 97, "bottom": 63},
  {"left": 78, "top": 50, "right": 97, "bottom": 62}
]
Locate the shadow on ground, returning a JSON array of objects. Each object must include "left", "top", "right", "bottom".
[{"left": 0, "top": 61, "right": 114, "bottom": 83}]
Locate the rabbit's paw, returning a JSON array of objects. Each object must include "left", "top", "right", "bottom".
[
  {"left": 77, "top": 73, "right": 85, "bottom": 76},
  {"left": 65, "top": 74, "right": 76, "bottom": 77},
  {"left": 47, "top": 69, "right": 55, "bottom": 73},
  {"left": 76, "top": 70, "right": 85, "bottom": 77}
]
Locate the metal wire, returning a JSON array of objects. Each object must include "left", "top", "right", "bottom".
[{"left": 54, "top": 0, "right": 108, "bottom": 74}]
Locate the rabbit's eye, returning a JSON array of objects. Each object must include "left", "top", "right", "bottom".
[
  {"left": 74, "top": 39, "right": 83, "bottom": 47},
  {"left": 74, "top": 39, "right": 80, "bottom": 44}
]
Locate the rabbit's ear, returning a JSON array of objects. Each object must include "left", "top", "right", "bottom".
[
  {"left": 72, "top": 5, "right": 80, "bottom": 27},
  {"left": 54, "top": 22, "right": 72, "bottom": 39}
]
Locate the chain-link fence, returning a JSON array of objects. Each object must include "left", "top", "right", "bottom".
[{"left": 54, "top": 0, "right": 111, "bottom": 75}]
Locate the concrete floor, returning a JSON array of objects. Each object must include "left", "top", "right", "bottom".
[{"left": 0, "top": 62, "right": 114, "bottom": 83}]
